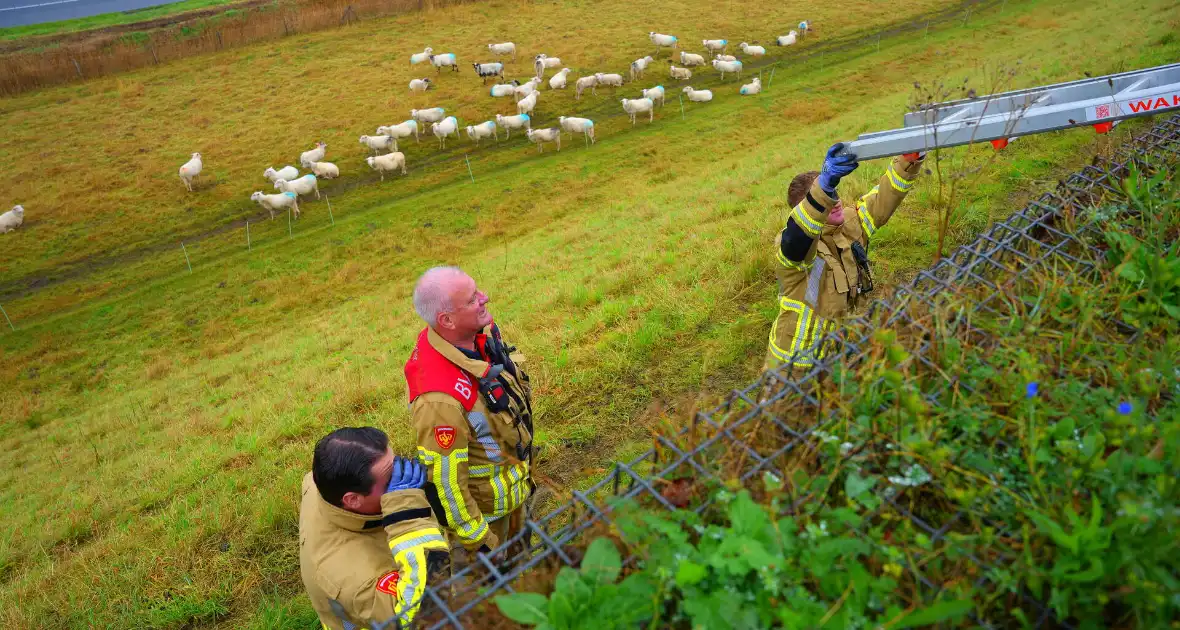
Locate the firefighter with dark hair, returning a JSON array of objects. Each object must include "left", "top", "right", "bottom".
[{"left": 768, "top": 143, "right": 924, "bottom": 370}]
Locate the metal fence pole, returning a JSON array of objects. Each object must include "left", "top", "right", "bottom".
[
  {"left": 181, "top": 242, "right": 192, "bottom": 274},
  {"left": 0, "top": 303, "right": 13, "bottom": 331}
]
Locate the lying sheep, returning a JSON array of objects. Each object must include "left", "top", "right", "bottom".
[
  {"left": 409, "top": 78, "right": 433, "bottom": 92},
  {"left": 514, "top": 77, "right": 540, "bottom": 100},
  {"left": 488, "top": 42, "right": 516, "bottom": 61},
  {"left": 467, "top": 121, "right": 497, "bottom": 143},
  {"left": 473, "top": 62, "right": 504, "bottom": 84},
  {"left": 549, "top": 68, "right": 572, "bottom": 90},
  {"left": 649, "top": 32, "right": 678, "bottom": 54},
  {"left": 377, "top": 120, "right": 420, "bottom": 143},
  {"left": 0, "top": 205, "right": 24, "bottom": 233},
  {"left": 251, "top": 191, "right": 299, "bottom": 220},
  {"left": 669, "top": 65, "right": 693, "bottom": 80},
  {"left": 630, "top": 55, "right": 654, "bottom": 81},
  {"left": 776, "top": 31, "right": 798, "bottom": 46},
  {"left": 274, "top": 174, "right": 320, "bottom": 200},
  {"left": 679, "top": 51, "right": 706, "bottom": 67},
  {"left": 642, "top": 85, "right": 666, "bottom": 106},
  {"left": 264, "top": 165, "right": 299, "bottom": 183},
  {"left": 595, "top": 72, "right": 625, "bottom": 89},
  {"left": 178, "top": 152, "right": 202, "bottom": 192},
  {"left": 682, "top": 86, "right": 713, "bottom": 102},
  {"left": 517, "top": 90, "right": 539, "bottom": 116},
  {"left": 575, "top": 75, "right": 598, "bottom": 100},
  {"left": 410, "top": 47, "right": 433, "bottom": 65},
  {"left": 359, "top": 134, "right": 397, "bottom": 155},
  {"left": 739, "top": 76, "right": 761, "bottom": 95},
  {"left": 429, "top": 52, "right": 458, "bottom": 73},
  {"left": 526, "top": 127, "right": 561, "bottom": 153},
  {"left": 740, "top": 42, "right": 766, "bottom": 56},
  {"left": 559, "top": 116, "right": 595, "bottom": 145},
  {"left": 712, "top": 58, "right": 743, "bottom": 80},
  {"left": 490, "top": 80, "right": 521, "bottom": 97},
  {"left": 714, "top": 53, "right": 738, "bottom": 62},
  {"left": 431, "top": 116, "right": 460, "bottom": 148},
  {"left": 621, "top": 97, "right": 655, "bottom": 125},
  {"left": 308, "top": 161, "right": 339, "bottom": 178},
  {"left": 534, "top": 54, "right": 562, "bottom": 79},
  {"left": 703, "top": 39, "right": 728, "bottom": 53},
  {"left": 300, "top": 142, "right": 326, "bottom": 168},
  {"left": 495, "top": 113, "right": 531, "bottom": 139},
  {"left": 411, "top": 107, "right": 447, "bottom": 126},
  {"left": 366, "top": 152, "right": 407, "bottom": 180}
]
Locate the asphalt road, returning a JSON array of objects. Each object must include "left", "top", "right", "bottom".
[{"left": 0, "top": 0, "right": 178, "bottom": 29}]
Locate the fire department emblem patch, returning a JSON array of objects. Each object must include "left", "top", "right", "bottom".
[
  {"left": 375, "top": 570, "right": 400, "bottom": 597},
  {"left": 435, "top": 426, "right": 456, "bottom": 449}
]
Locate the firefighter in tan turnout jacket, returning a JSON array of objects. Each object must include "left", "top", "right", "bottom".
[
  {"left": 404, "top": 266, "right": 534, "bottom": 561},
  {"left": 768, "top": 143, "right": 924, "bottom": 369}
]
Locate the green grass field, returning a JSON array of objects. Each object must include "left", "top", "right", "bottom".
[
  {"left": 1, "top": 0, "right": 1179, "bottom": 626},
  {"left": 0, "top": 0, "right": 242, "bottom": 42}
]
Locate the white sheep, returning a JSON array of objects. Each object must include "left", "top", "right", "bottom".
[
  {"left": 682, "top": 86, "right": 713, "bottom": 102},
  {"left": 300, "top": 142, "right": 326, "bottom": 168},
  {"left": 559, "top": 116, "right": 595, "bottom": 145},
  {"left": 429, "top": 53, "right": 458, "bottom": 73},
  {"left": 487, "top": 42, "right": 517, "bottom": 61},
  {"left": 642, "top": 85, "right": 666, "bottom": 106},
  {"left": 411, "top": 107, "right": 447, "bottom": 126},
  {"left": 575, "top": 75, "right": 598, "bottom": 100},
  {"left": 495, "top": 113, "right": 531, "bottom": 139},
  {"left": 669, "top": 65, "right": 693, "bottom": 80},
  {"left": 472, "top": 62, "right": 504, "bottom": 83},
  {"left": 251, "top": 191, "right": 299, "bottom": 220},
  {"left": 649, "top": 32, "right": 678, "bottom": 54},
  {"left": 630, "top": 55, "right": 654, "bottom": 81},
  {"left": 702, "top": 39, "right": 728, "bottom": 53},
  {"left": 274, "top": 174, "right": 320, "bottom": 200},
  {"left": 739, "top": 76, "right": 761, "bottom": 95},
  {"left": 776, "top": 31, "right": 798, "bottom": 46},
  {"left": 526, "top": 128, "right": 561, "bottom": 153},
  {"left": 740, "top": 42, "right": 766, "bottom": 56},
  {"left": 621, "top": 97, "right": 655, "bottom": 125},
  {"left": 308, "top": 161, "right": 340, "bottom": 178},
  {"left": 409, "top": 78, "right": 432, "bottom": 92},
  {"left": 359, "top": 134, "right": 397, "bottom": 155},
  {"left": 178, "top": 152, "right": 202, "bottom": 192},
  {"left": 679, "top": 51, "right": 706, "bottom": 67},
  {"left": 264, "top": 165, "right": 299, "bottom": 183},
  {"left": 410, "top": 47, "right": 433, "bottom": 65},
  {"left": 514, "top": 77, "right": 540, "bottom": 101},
  {"left": 714, "top": 53, "right": 738, "bottom": 62},
  {"left": 366, "top": 152, "right": 407, "bottom": 181},
  {"left": 377, "top": 120, "right": 420, "bottom": 143},
  {"left": 0, "top": 205, "right": 24, "bottom": 233},
  {"left": 516, "top": 90, "right": 539, "bottom": 116},
  {"left": 712, "top": 58, "right": 743, "bottom": 80},
  {"left": 799, "top": 20, "right": 810, "bottom": 35},
  {"left": 534, "top": 54, "right": 562, "bottom": 79},
  {"left": 489, "top": 80, "right": 521, "bottom": 97},
  {"left": 595, "top": 72, "right": 625, "bottom": 89},
  {"left": 467, "top": 121, "right": 498, "bottom": 143},
  {"left": 431, "top": 116, "right": 460, "bottom": 148},
  {"left": 549, "top": 68, "right": 572, "bottom": 90}
]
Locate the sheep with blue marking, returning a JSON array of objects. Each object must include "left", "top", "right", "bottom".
[
  {"left": 489, "top": 80, "right": 521, "bottom": 97},
  {"left": 559, "top": 116, "right": 595, "bottom": 145},
  {"left": 702, "top": 39, "right": 728, "bottom": 54},
  {"left": 411, "top": 108, "right": 447, "bottom": 127},
  {"left": 711, "top": 58, "right": 743, "bottom": 80},
  {"left": 251, "top": 191, "right": 299, "bottom": 220},
  {"left": 376, "top": 120, "right": 420, "bottom": 144},
  {"left": 274, "top": 174, "right": 319, "bottom": 200},
  {"left": 495, "top": 113, "right": 531, "bottom": 139},
  {"left": 431, "top": 116, "right": 460, "bottom": 148},
  {"left": 429, "top": 52, "right": 458, "bottom": 73},
  {"left": 467, "top": 121, "right": 498, "bottom": 143},
  {"left": 739, "top": 77, "right": 761, "bottom": 95},
  {"left": 642, "top": 85, "right": 666, "bottom": 106},
  {"left": 410, "top": 47, "right": 433, "bottom": 65},
  {"left": 473, "top": 62, "right": 504, "bottom": 84},
  {"left": 739, "top": 42, "right": 766, "bottom": 57},
  {"left": 649, "top": 32, "right": 678, "bottom": 55}
]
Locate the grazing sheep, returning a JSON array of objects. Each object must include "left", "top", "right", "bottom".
[
  {"left": 559, "top": 116, "right": 595, "bottom": 145},
  {"left": 466, "top": 121, "right": 498, "bottom": 143},
  {"left": 575, "top": 75, "right": 598, "bottom": 100},
  {"left": 776, "top": 31, "right": 798, "bottom": 46},
  {"left": 410, "top": 47, "right": 433, "bottom": 65},
  {"left": 490, "top": 80, "right": 521, "bottom": 97},
  {"left": 377, "top": 120, "right": 420, "bottom": 143},
  {"left": 526, "top": 127, "right": 561, "bottom": 153},
  {"left": 682, "top": 86, "right": 713, "bottom": 102},
  {"left": 264, "top": 165, "right": 299, "bottom": 183},
  {"left": 714, "top": 53, "right": 738, "bottom": 62},
  {"left": 409, "top": 78, "right": 433, "bottom": 92},
  {"left": 739, "top": 77, "right": 761, "bottom": 95},
  {"left": 514, "top": 77, "right": 540, "bottom": 101},
  {"left": 0, "top": 205, "right": 24, "bottom": 233},
  {"left": 712, "top": 58, "right": 743, "bottom": 80},
  {"left": 411, "top": 108, "right": 447, "bottom": 126},
  {"left": 366, "top": 152, "right": 407, "bottom": 180},
  {"left": 300, "top": 142, "right": 326, "bottom": 168},
  {"left": 251, "top": 191, "right": 299, "bottom": 220},
  {"left": 274, "top": 174, "right": 320, "bottom": 200},
  {"left": 740, "top": 42, "right": 766, "bottom": 56},
  {"left": 429, "top": 53, "right": 458, "bottom": 73},
  {"left": 702, "top": 39, "right": 728, "bottom": 53},
  {"left": 642, "top": 85, "right": 666, "bottom": 106},
  {"left": 516, "top": 90, "right": 539, "bottom": 116},
  {"left": 630, "top": 55, "right": 654, "bottom": 81},
  {"left": 679, "top": 51, "right": 706, "bottom": 67},
  {"left": 669, "top": 65, "right": 693, "bottom": 80},
  {"left": 621, "top": 97, "right": 655, "bottom": 125},
  {"left": 495, "top": 113, "right": 531, "bottom": 138},
  {"left": 487, "top": 42, "right": 517, "bottom": 61},
  {"left": 595, "top": 72, "right": 624, "bottom": 89},
  {"left": 308, "top": 161, "right": 340, "bottom": 178},
  {"left": 799, "top": 20, "right": 810, "bottom": 35},
  {"left": 178, "top": 152, "right": 202, "bottom": 192},
  {"left": 534, "top": 54, "right": 562, "bottom": 79},
  {"left": 472, "top": 62, "right": 504, "bottom": 83},
  {"left": 549, "top": 68, "right": 572, "bottom": 90},
  {"left": 649, "top": 32, "right": 678, "bottom": 54},
  {"left": 359, "top": 134, "right": 397, "bottom": 155},
  {"left": 431, "top": 116, "right": 460, "bottom": 148}
]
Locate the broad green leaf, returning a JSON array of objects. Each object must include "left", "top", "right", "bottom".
[
  {"left": 580, "top": 538, "right": 621, "bottom": 586},
  {"left": 675, "top": 560, "right": 708, "bottom": 586},
  {"left": 547, "top": 592, "right": 575, "bottom": 628},
  {"left": 495, "top": 592, "right": 551, "bottom": 626},
  {"left": 844, "top": 471, "right": 877, "bottom": 500},
  {"left": 1025, "top": 510, "right": 1079, "bottom": 554},
  {"left": 895, "top": 598, "right": 975, "bottom": 628}
]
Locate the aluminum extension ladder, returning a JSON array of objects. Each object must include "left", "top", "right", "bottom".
[{"left": 842, "top": 62, "right": 1180, "bottom": 160}]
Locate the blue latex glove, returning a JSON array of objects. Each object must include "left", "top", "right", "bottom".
[
  {"left": 817, "top": 142, "right": 859, "bottom": 196},
  {"left": 386, "top": 456, "right": 427, "bottom": 493}
]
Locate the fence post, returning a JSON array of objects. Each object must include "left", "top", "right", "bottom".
[
  {"left": 679, "top": 95, "right": 684, "bottom": 120},
  {"left": 925, "top": 21, "right": 930, "bottom": 37},
  {"left": 325, "top": 195, "right": 335, "bottom": 225},
  {"left": 963, "top": 8, "right": 971, "bottom": 25},
  {"left": 768, "top": 65, "right": 776, "bottom": 88},
  {"left": 181, "top": 242, "right": 192, "bottom": 274},
  {"left": 71, "top": 57, "right": 82, "bottom": 78},
  {"left": 148, "top": 44, "right": 159, "bottom": 65},
  {"left": 0, "top": 303, "right": 14, "bottom": 331},
  {"left": 288, "top": 208, "right": 293, "bottom": 237},
  {"left": 464, "top": 154, "right": 475, "bottom": 183},
  {"left": 216, "top": 31, "right": 223, "bottom": 50}
]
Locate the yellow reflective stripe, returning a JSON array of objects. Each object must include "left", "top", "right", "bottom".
[
  {"left": 386, "top": 528, "right": 448, "bottom": 626},
  {"left": 768, "top": 298, "right": 816, "bottom": 367},
  {"left": 790, "top": 201, "right": 823, "bottom": 237},
  {"left": 776, "top": 246, "right": 813, "bottom": 270},
  {"left": 418, "top": 445, "right": 488, "bottom": 544},
  {"left": 857, "top": 199, "right": 877, "bottom": 239},
  {"left": 886, "top": 163, "right": 913, "bottom": 193}
]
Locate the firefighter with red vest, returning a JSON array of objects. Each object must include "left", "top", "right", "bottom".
[{"left": 404, "top": 266, "right": 534, "bottom": 569}]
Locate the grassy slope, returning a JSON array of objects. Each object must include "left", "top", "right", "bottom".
[
  {"left": 0, "top": 0, "right": 241, "bottom": 42},
  {"left": 1, "top": 0, "right": 1179, "bottom": 626}
]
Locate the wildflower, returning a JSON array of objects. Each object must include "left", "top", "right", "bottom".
[
  {"left": 1118, "top": 401, "right": 1133, "bottom": 415},
  {"left": 1026, "top": 382, "right": 1039, "bottom": 398}
]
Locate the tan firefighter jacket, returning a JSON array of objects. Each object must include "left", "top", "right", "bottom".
[
  {"left": 403, "top": 325, "right": 533, "bottom": 551},
  {"left": 298, "top": 473, "right": 449, "bottom": 630},
  {"left": 769, "top": 155, "right": 922, "bottom": 368}
]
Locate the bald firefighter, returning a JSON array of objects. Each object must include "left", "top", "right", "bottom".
[
  {"left": 404, "top": 266, "right": 534, "bottom": 569},
  {"left": 299, "top": 426, "right": 450, "bottom": 630},
  {"left": 768, "top": 143, "right": 924, "bottom": 369}
]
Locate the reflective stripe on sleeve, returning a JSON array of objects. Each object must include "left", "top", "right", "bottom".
[
  {"left": 418, "top": 446, "right": 487, "bottom": 544},
  {"left": 790, "top": 201, "right": 824, "bottom": 238},
  {"left": 886, "top": 163, "right": 914, "bottom": 193}
]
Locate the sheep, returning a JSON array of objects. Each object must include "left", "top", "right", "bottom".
[
  {"left": 366, "top": 152, "right": 407, "bottom": 181},
  {"left": 682, "top": 86, "right": 713, "bottom": 102},
  {"left": 495, "top": 113, "right": 531, "bottom": 139},
  {"left": 359, "top": 134, "right": 397, "bottom": 155},
  {"left": 669, "top": 65, "right": 693, "bottom": 80},
  {"left": 595, "top": 72, "right": 624, "bottom": 90},
  {"left": 308, "top": 161, "right": 340, "bottom": 178},
  {"left": 799, "top": 20, "right": 810, "bottom": 35},
  {"left": 466, "top": 120, "right": 497, "bottom": 143},
  {"left": 409, "top": 78, "right": 433, "bottom": 92},
  {"left": 0, "top": 205, "right": 24, "bottom": 233},
  {"left": 575, "top": 75, "right": 598, "bottom": 100},
  {"left": 711, "top": 58, "right": 743, "bottom": 80},
  {"left": 514, "top": 77, "right": 540, "bottom": 101},
  {"left": 702, "top": 39, "right": 728, "bottom": 53},
  {"left": 526, "top": 128, "right": 561, "bottom": 153},
  {"left": 377, "top": 120, "right": 420, "bottom": 143},
  {"left": 642, "top": 85, "right": 666, "bottom": 106},
  {"left": 776, "top": 31, "right": 798, "bottom": 46},
  {"left": 178, "top": 152, "right": 202, "bottom": 192},
  {"left": 516, "top": 90, "right": 539, "bottom": 116},
  {"left": 429, "top": 53, "right": 458, "bottom": 73},
  {"left": 649, "top": 32, "right": 678, "bottom": 54},
  {"left": 630, "top": 55, "right": 654, "bottom": 81},
  {"left": 300, "top": 142, "right": 326, "bottom": 168},
  {"left": 252, "top": 191, "right": 299, "bottom": 220},
  {"left": 739, "top": 42, "right": 766, "bottom": 57},
  {"left": 472, "top": 62, "right": 504, "bottom": 84},
  {"left": 411, "top": 107, "right": 447, "bottom": 126},
  {"left": 621, "top": 97, "right": 655, "bottom": 125},
  {"left": 739, "top": 76, "right": 761, "bottom": 95},
  {"left": 264, "top": 165, "right": 299, "bottom": 183},
  {"left": 533, "top": 54, "right": 562, "bottom": 79},
  {"left": 559, "top": 116, "right": 595, "bottom": 145},
  {"left": 487, "top": 42, "right": 517, "bottom": 61},
  {"left": 431, "top": 116, "right": 460, "bottom": 148},
  {"left": 549, "top": 68, "right": 572, "bottom": 90},
  {"left": 410, "top": 47, "right": 433, "bottom": 65},
  {"left": 679, "top": 51, "right": 706, "bottom": 67},
  {"left": 274, "top": 174, "right": 320, "bottom": 200},
  {"left": 714, "top": 53, "right": 738, "bottom": 62},
  {"left": 490, "top": 80, "right": 521, "bottom": 97}
]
